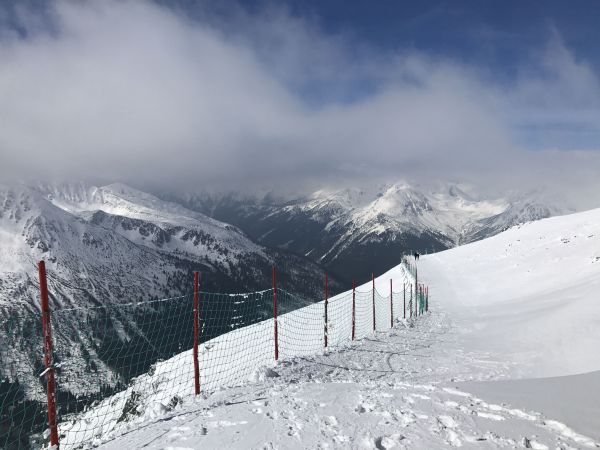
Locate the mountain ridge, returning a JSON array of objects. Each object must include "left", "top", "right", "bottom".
[{"left": 159, "top": 181, "right": 572, "bottom": 282}]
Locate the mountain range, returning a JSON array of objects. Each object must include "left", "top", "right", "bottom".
[
  {"left": 0, "top": 182, "right": 340, "bottom": 430},
  {"left": 0, "top": 180, "right": 573, "bottom": 448},
  {"left": 161, "top": 182, "right": 571, "bottom": 283}
]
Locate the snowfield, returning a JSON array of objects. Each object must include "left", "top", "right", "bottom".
[
  {"left": 72, "top": 208, "right": 600, "bottom": 448},
  {"left": 420, "top": 207, "right": 600, "bottom": 378}
]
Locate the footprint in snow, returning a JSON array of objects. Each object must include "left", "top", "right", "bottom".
[
  {"left": 333, "top": 434, "right": 350, "bottom": 443},
  {"left": 375, "top": 434, "right": 405, "bottom": 449},
  {"left": 437, "top": 415, "right": 457, "bottom": 428},
  {"left": 445, "top": 430, "right": 462, "bottom": 447},
  {"left": 356, "top": 402, "right": 375, "bottom": 413},
  {"left": 324, "top": 416, "right": 338, "bottom": 427}
]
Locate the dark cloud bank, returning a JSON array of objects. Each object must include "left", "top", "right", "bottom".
[{"left": 1, "top": 1, "right": 600, "bottom": 207}]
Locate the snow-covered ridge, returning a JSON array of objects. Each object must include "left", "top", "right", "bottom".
[
  {"left": 167, "top": 181, "right": 574, "bottom": 282},
  {"left": 36, "top": 182, "right": 264, "bottom": 261},
  {"left": 295, "top": 182, "right": 559, "bottom": 243}
]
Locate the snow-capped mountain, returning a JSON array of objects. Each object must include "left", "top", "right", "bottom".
[
  {"left": 461, "top": 196, "right": 569, "bottom": 244},
  {"left": 0, "top": 182, "right": 341, "bottom": 428},
  {"left": 162, "top": 182, "right": 570, "bottom": 283}
]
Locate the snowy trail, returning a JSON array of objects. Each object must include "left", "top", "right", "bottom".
[
  {"left": 91, "top": 208, "right": 600, "bottom": 449},
  {"left": 98, "top": 310, "right": 597, "bottom": 449}
]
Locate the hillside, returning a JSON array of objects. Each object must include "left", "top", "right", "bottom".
[
  {"left": 420, "top": 207, "right": 600, "bottom": 378},
  {"left": 60, "top": 208, "right": 600, "bottom": 449}
]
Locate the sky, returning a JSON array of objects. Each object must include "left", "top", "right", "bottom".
[{"left": 1, "top": 0, "right": 600, "bottom": 205}]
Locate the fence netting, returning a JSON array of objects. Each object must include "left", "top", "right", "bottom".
[{"left": 1, "top": 262, "right": 429, "bottom": 449}]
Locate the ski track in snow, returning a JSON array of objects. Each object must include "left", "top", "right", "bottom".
[{"left": 98, "top": 311, "right": 598, "bottom": 450}]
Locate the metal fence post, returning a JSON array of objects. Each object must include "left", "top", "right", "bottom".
[
  {"left": 352, "top": 280, "right": 356, "bottom": 340},
  {"left": 273, "top": 266, "right": 279, "bottom": 361},
  {"left": 390, "top": 279, "right": 393, "bottom": 328},
  {"left": 372, "top": 273, "right": 376, "bottom": 331},
  {"left": 403, "top": 283, "right": 406, "bottom": 319},
  {"left": 324, "top": 273, "right": 328, "bottom": 348},
  {"left": 193, "top": 271, "right": 200, "bottom": 395},
  {"left": 410, "top": 283, "right": 413, "bottom": 318},
  {"left": 38, "top": 261, "right": 59, "bottom": 449}
]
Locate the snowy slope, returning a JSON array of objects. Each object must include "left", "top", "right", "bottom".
[
  {"left": 56, "top": 264, "right": 416, "bottom": 448},
  {"left": 420, "top": 207, "right": 600, "bottom": 378},
  {"left": 98, "top": 317, "right": 598, "bottom": 450},
  {"left": 86, "top": 207, "right": 600, "bottom": 449},
  {"left": 39, "top": 182, "right": 265, "bottom": 266}
]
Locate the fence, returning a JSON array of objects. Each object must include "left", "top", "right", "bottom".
[{"left": 0, "top": 260, "right": 429, "bottom": 450}]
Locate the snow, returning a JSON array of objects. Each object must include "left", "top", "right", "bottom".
[
  {"left": 38, "top": 182, "right": 265, "bottom": 263},
  {"left": 56, "top": 263, "right": 416, "bottom": 448},
  {"left": 96, "top": 314, "right": 598, "bottom": 450},
  {"left": 264, "top": 181, "right": 571, "bottom": 268},
  {"left": 457, "top": 370, "right": 600, "bottom": 441},
  {"left": 84, "top": 207, "right": 600, "bottom": 449},
  {"left": 419, "top": 207, "right": 600, "bottom": 377}
]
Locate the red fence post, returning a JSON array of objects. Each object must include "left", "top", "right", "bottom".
[
  {"left": 414, "top": 261, "right": 418, "bottom": 315},
  {"left": 324, "top": 273, "right": 328, "bottom": 348},
  {"left": 372, "top": 273, "right": 376, "bottom": 331},
  {"left": 193, "top": 272, "right": 200, "bottom": 395},
  {"left": 403, "top": 283, "right": 406, "bottom": 319},
  {"left": 410, "top": 283, "right": 413, "bottom": 319},
  {"left": 273, "top": 266, "right": 279, "bottom": 361},
  {"left": 351, "top": 280, "right": 356, "bottom": 341},
  {"left": 38, "top": 261, "right": 59, "bottom": 449},
  {"left": 390, "top": 279, "right": 393, "bottom": 328}
]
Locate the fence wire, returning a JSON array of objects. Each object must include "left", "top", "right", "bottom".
[{"left": 0, "top": 262, "right": 428, "bottom": 449}]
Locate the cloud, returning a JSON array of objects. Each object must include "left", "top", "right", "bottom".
[{"left": 0, "top": 0, "right": 599, "bottom": 207}]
